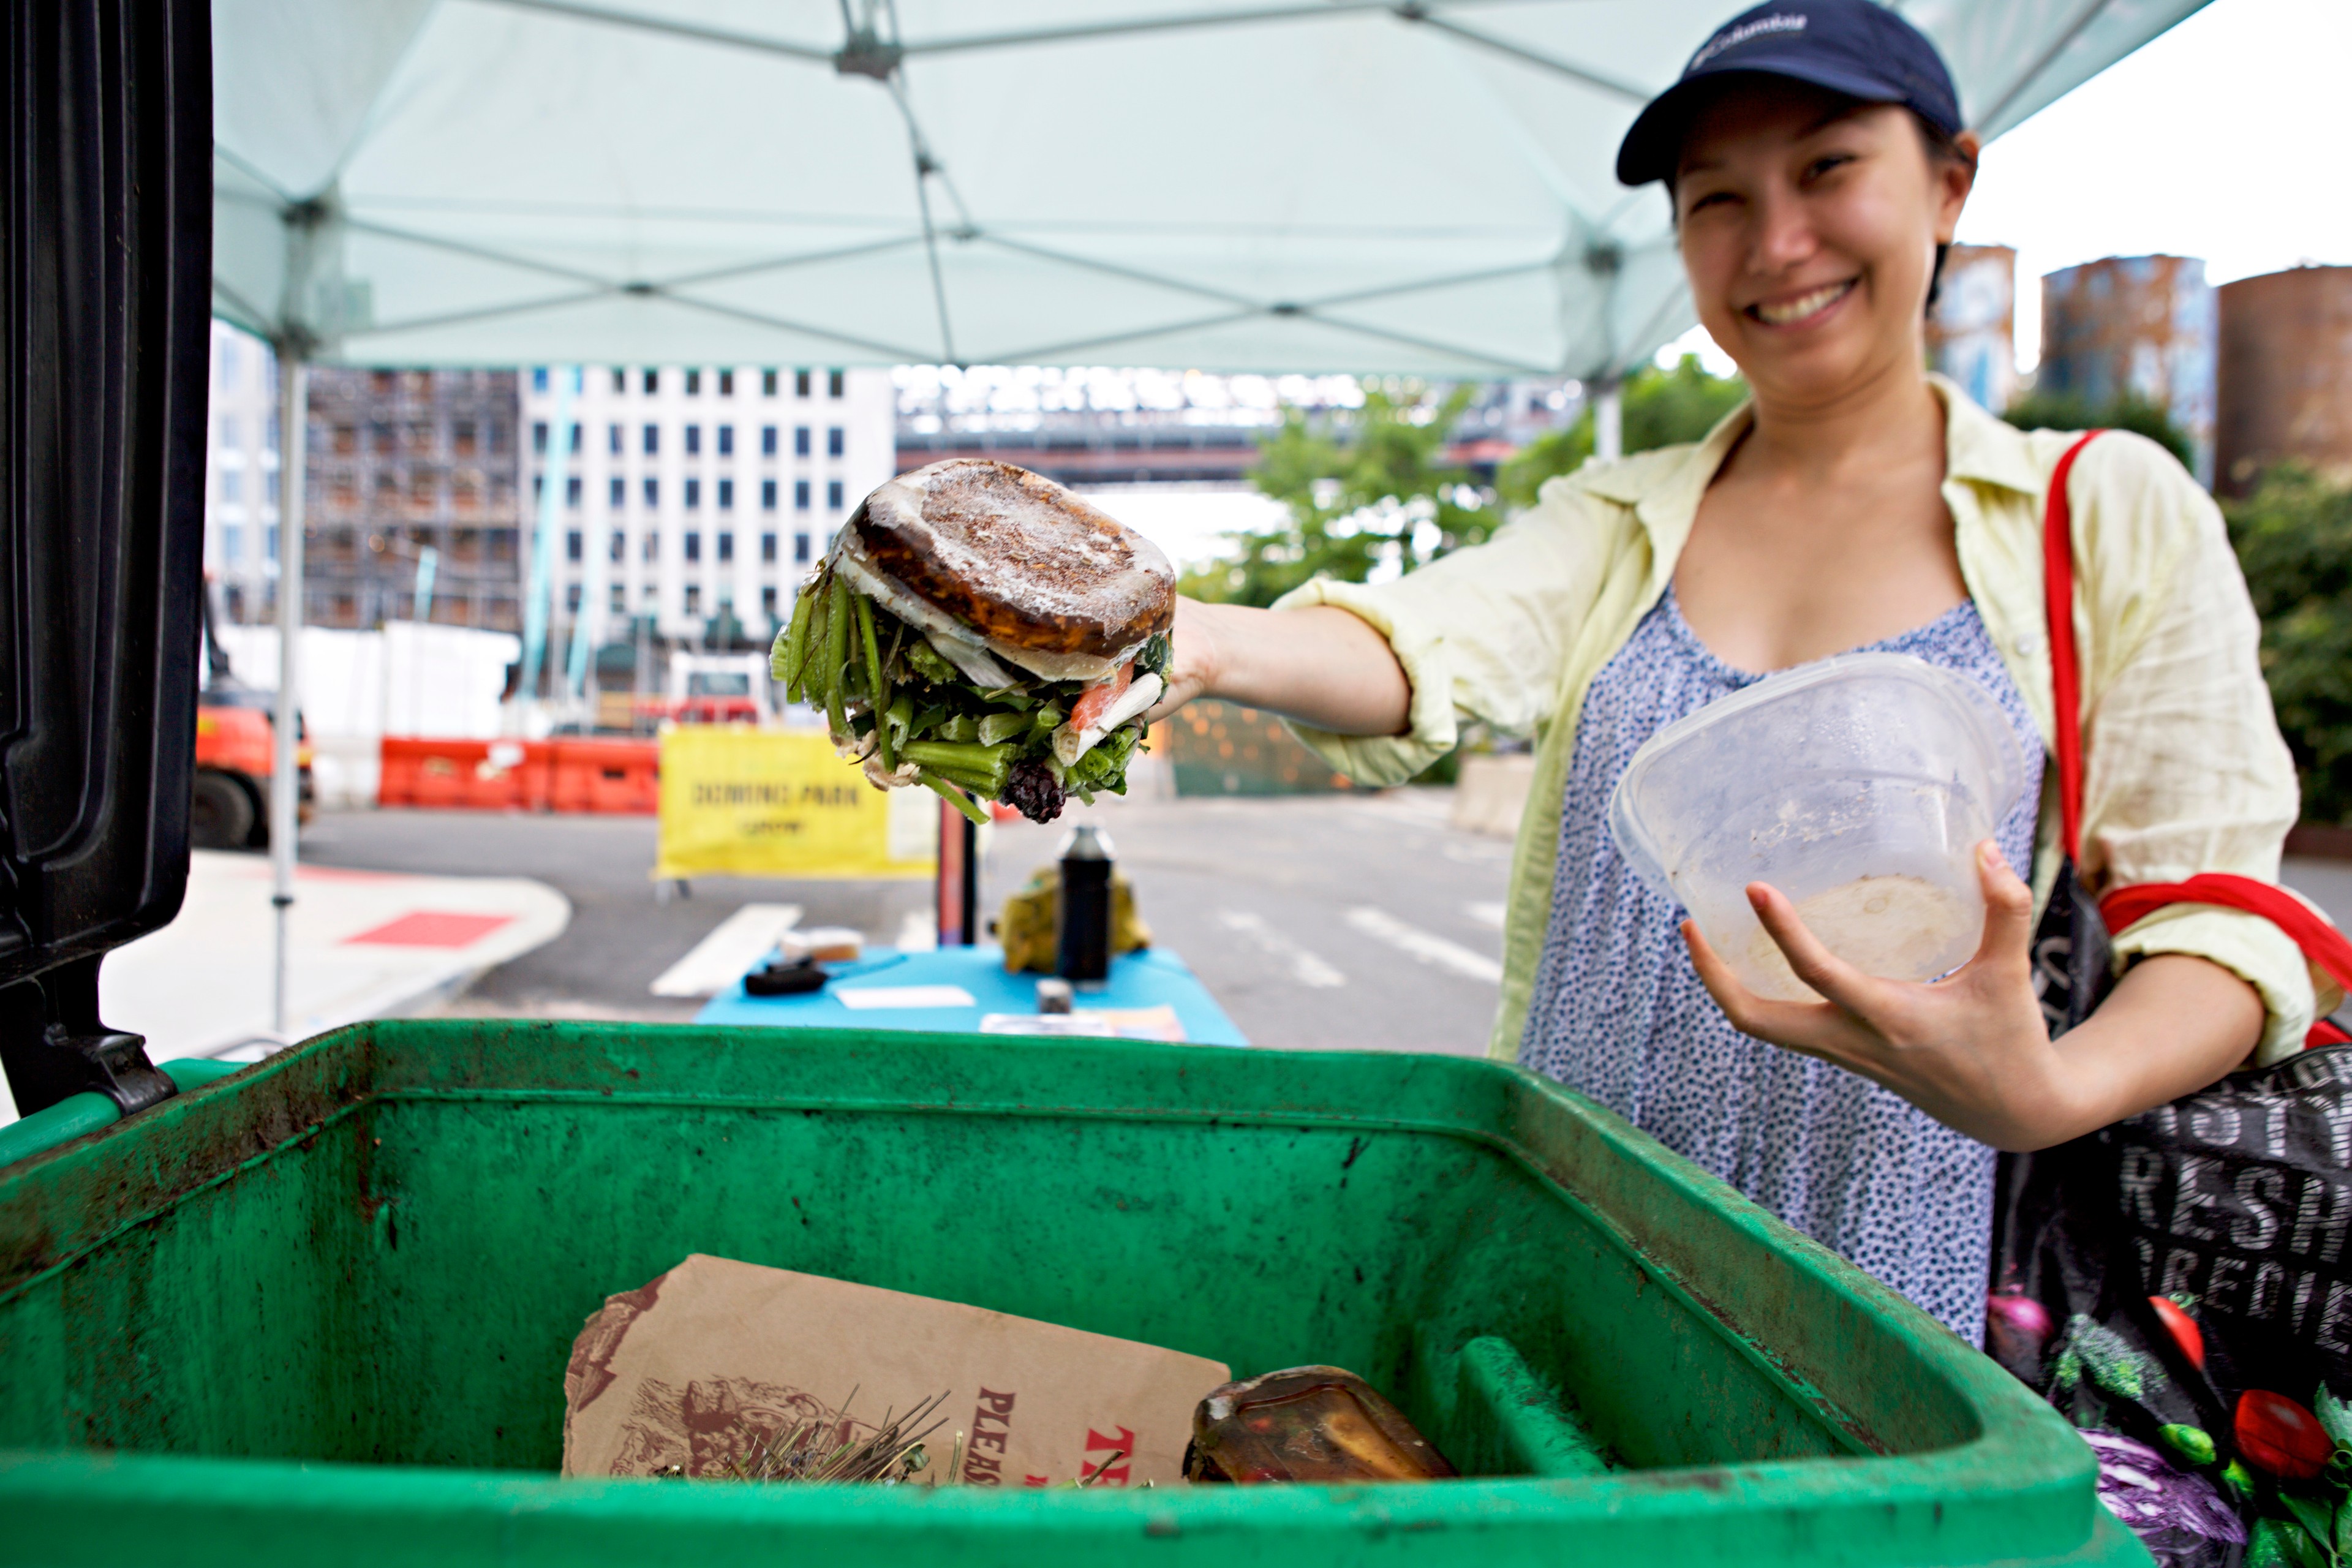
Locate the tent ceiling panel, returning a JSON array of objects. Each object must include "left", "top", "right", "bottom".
[{"left": 212, "top": 0, "right": 2210, "bottom": 374}]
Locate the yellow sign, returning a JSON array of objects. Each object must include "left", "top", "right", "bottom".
[{"left": 655, "top": 728, "right": 938, "bottom": 880}]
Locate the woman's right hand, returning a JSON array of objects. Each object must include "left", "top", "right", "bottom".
[
  {"left": 1144, "top": 597, "right": 1226, "bottom": 725},
  {"left": 1142, "top": 597, "right": 1412, "bottom": 738}
]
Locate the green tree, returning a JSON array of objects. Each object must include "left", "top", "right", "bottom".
[
  {"left": 2226, "top": 464, "right": 2352, "bottom": 823},
  {"left": 2001, "top": 389, "right": 2195, "bottom": 472},
  {"left": 1182, "top": 383, "right": 1491, "bottom": 609},
  {"left": 1496, "top": 356, "right": 1749, "bottom": 510}
]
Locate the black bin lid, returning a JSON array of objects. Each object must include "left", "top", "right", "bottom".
[{"left": 0, "top": 0, "right": 214, "bottom": 1116}]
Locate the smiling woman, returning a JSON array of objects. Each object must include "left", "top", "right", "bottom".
[{"left": 1151, "top": 0, "right": 2312, "bottom": 1359}]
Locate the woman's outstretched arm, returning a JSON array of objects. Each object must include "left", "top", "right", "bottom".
[{"left": 1145, "top": 597, "right": 1412, "bottom": 739}]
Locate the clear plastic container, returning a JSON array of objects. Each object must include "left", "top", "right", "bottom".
[{"left": 1608, "top": 652, "right": 2029, "bottom": 1001}]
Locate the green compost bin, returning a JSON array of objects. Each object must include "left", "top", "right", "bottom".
[{"left": 0, "top": 1022, "right": 2140, "bottom": 1566}]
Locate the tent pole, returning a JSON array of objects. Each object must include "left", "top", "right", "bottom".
[
  {"left": 270, "top": 349, "right": 308, "bottom": 1039},
  {"left": 1593, "top": 379, "right": 1624, "bottom": 463}
]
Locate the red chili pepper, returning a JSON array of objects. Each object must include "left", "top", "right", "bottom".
[
  {"left": 2149, "top": 1296, "right": 2205, "bottom": 1371},
  {"left": 2235, "top": 1390, "right": 2332, "bottom": 1479}
]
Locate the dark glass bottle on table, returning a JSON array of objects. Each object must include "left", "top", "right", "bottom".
[{"left": 1055, "top": 824, "right": 1113, "bottom": 984}]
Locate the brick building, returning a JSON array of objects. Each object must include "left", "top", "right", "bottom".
[{"left": 303, "top": 369, "right": 523, "bottom": 630}]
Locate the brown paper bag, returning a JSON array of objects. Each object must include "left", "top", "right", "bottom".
[{"left": 562, "top": 1254, "right": 1228, "bottom": 1487}]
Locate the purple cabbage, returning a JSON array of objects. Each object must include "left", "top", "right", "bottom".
[{"left": 2078, "top": 1429, "right": 2244, "bottom": 1560}]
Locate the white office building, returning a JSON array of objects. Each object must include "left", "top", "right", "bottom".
[
  {"left": 202, "top": 322, "right": 282, "bottom": 624},
  {"left": 519, "top": 364, "right": 895, "bottom": 655}
]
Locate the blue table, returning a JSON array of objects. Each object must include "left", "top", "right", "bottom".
[{"left": 694, "top": 943, "right": 1249, "bottom": 1046}]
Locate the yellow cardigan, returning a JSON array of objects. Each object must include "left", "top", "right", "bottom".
[{"left": 1278, "top": 377, "right": 2325, "bottom": 1066}]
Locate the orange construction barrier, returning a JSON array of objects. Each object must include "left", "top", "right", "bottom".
[
  {"left": 377, "top": 737, "right": 553, "bottom": 811},
  {"left": 548, "top": 736, "right": 660, "bottom": 815}
]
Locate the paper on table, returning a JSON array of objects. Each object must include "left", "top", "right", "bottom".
[
  {"left": 562, "top": 1254, "right": 1229, "bottom": 1485},
  {"left": 979, "top": 1006, "right": 1185, "bottom": 1042},
  {"left": 835, "top": 984, "right": 977, "bottom": 1009}
]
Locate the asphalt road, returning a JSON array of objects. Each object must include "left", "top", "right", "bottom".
[
  {"left": 302, "top": 794, "right": 2352, "bottom": 1051},
  {"left": 299, "top": 788, "right": 1510, "bottom": 1051}
]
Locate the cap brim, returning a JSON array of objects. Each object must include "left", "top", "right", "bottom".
[{"left": 1614, "top": 60, "right": 1912, "bottom": 187}]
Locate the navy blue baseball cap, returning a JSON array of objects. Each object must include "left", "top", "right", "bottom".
[{"left": 1615, "top": 0, "right": 1964, "bottom": 186}]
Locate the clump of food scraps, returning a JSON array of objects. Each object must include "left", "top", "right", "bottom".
[{"left": 772, "top": 560, "right": 1171, "bottom": 827}]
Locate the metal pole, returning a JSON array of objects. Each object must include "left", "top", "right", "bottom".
[
  {"left": 271, "top": 350, "right": 307, "bottom": 1038},
  {"left": 1594, "top": 379, "right": 1624, "bottom": 463}
]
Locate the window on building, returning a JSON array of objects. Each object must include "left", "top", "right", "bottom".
[
  {"left": 569, "top": 421, "right": 582, "bottom": 451},
  {"left": 718, "top": 370, "right": 734, "bottom": 396},
  {"left": 533, "top": 368, "right": 549, "bottom": 393},
  {"left": 794, "top": 532, "right": 811, "bottom": 564},
  {"left": 643, "top": 369, "right": 659, "bottom": 394},
  {"left": 827, "top": 426, "right": 844, "bottom": 458},
  {"left": 565, "top": 476, "right": 582, "bottom": 507},
  {"left": 609, "top": 582, "right": 626, "bottom": 612},
  {"left": 268, "top": 410, "right": 281, "bottom": 454},
  {"left": 717, "top": 532, "right": 734, "bottom": 563},
  {"left": 684, "top": 425, "right": 700, "bottom": 456},
  {"left": 532, "top": 475, "right": 543, "bottom": 502},
  {"left": 684, "top": 478, "right": 701, "bottom": 509},
  {"left": 760, "top": 425, "right": 778, "bottom": 456},
  {"left": 219, "top": 414, "right": 240, "bottom": 448},
  {"left": 826, "top": 480, "right": 844, "bottom": 510},
  {"left": 684, "top": 532, "right": 701, "bottom": 562},
  {"left": 608, "top": 477, "right": 624, "bottom": 507},
  {"left": 566, "top": 582, "right": 582, "bottom": 611},
  {"left": 371, "top": 421, "right": 394, "bottom": 454},
  {"left": 643, "top": 532, "right": 657, "bottom": 562},
  {"left": 222, "top": 525, "right": 243, "bottom": 562},
  {"left": 762, "top": 369, "right": 778, "bottom": 397},
  {"left": 609, "top": 530, "right": 625, "bottom": 563},
  {"left": 221, "top": 470, "right": 243, "bottom": 503},
  {"left": 794, "top": 368, "right": 812, "bottom": 398},
  {"left": 643, "top": 423, "right": 658, "bottom": 454},
  {"left": 717, "top": 478, "right": 734, "bottom": 510},
  {"left": 564, "top": 529, "right": 582, "bottom": 561},
  {"left": 409, "top": 472, "right": 430, "bottom": 505},
  {"left": 794, "top": 426, "right": 811, "bottom": 456},
  {"left": 761, "top": 478, "right": 777, "bottom": 510},
  {"left": 760, "top": 532, "right": 777, "bottom": 563},
  {"left": 828, "top": 369, "right": 845, "bottom": 398},
  {"left": 684, "top": 584, "right": 701, "bottom": 616},
  {"left": 643, "top": 478, "right": 658, "bottom": 507},
  {"left": 453, "top": 420, "right": 478, "bottom": 456},
  {"left": 761, "top": 584, "right": 778, "bottom": 618},
  {"left": 219, "top": 336, "right": 239, "bottom": 386},
  {"left": 487, "top": 420, "right": 510, "bottom": 454},
  {"left": 612, "top": 368, "right": 628, "bottom": 394},
  {"left": 333, "top": 424, "right": 358, "bottom": 454},
  {"left": 687, "top": 370, "right": 704, "bottom": 396},
  {"left": 794, "top": 480, "right": 811, "bottom": 510},
  {"left": 608, "top": 424, "right": 622, "bottom": 454},
  {"left": 717, "top": 425, "right": 733, "bottom": 456}
]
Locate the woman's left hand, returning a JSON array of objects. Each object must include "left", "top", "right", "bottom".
[{"left": 1682, "top": 840, "right": 2262, "bottom": 1152}]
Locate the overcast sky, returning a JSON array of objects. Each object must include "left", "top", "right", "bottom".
[{"left": 1670, "top": 0, "right": 2346, "bottom": 375}]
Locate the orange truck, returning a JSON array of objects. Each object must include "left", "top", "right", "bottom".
[{"left": 193, "top": 587, "right": 310, "bottom": 850}]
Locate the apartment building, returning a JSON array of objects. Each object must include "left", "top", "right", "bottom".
[{"left": 518, "top": 364, "right": 895, "bottom": 654}]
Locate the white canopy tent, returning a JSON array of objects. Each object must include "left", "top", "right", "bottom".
[
  {"left": 213, "top": 0, "right": 2208, "bottom": 380},
  {"left": 207, "top": 0, "right": 2208, "bottom": 1033}
]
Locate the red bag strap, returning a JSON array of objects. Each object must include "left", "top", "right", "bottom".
[
  {"left": 2041, "top": 431, "right": 2352, "bottom": 1044},
  {"left": 2041, "top": 431, "right": 2102, "bottom": 865}
]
